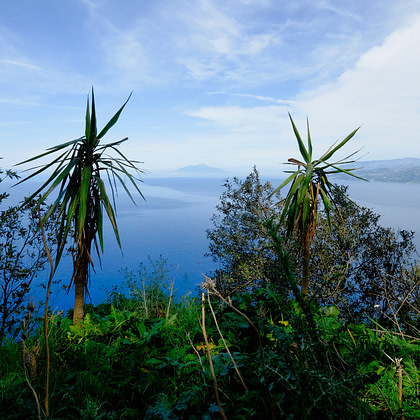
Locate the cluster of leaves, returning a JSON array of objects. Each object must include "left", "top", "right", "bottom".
[
  {"left": 0, "top": 273, "right": 418, "bottom": 419},
  {"left": 15, "top": 89, "right": 145, "bottom": 323},
  {"left": 207, "top": 167, "right": 285, "bottom": 294},
  {"left": 1, "top": 160, "right": 419, "bottom": 418},
  {"left": 311, "top": 185, "right": 420, "bottom": 324},
  {"left": 0, "top": 170, "right": 58, "bottom": 337},
  {"left": 207, "top": 168, "right": 420, "bottom": 326}
]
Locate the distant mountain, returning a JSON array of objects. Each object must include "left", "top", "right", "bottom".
[
  {"left": 357, "top": 158, "right": 420, "bottom": 169},
  {"left": 175, "top": 164, "right": 227, "bottom": 175},
  {"left": 334, "top": 158, "right": 420, "bottom": 183}
]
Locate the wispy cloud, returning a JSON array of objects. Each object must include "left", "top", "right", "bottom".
[
  {"left": 0, "top": 23, "right": 89, "bottom": 101},
  {"left": 208, "top": 92, "right": 296, "bottom": 105},
  {"left": 168, "top": 1, "right": 281, "bottom": 83},
  {"left": 297, "top": 14, "right": 420, "bottom": 155},
  {"left": 315, "top": 1, "right": 362, "bottom": 22},
  {"left": 0, "top": 59, "right": 42, "bottom": 71},
  {"left": 187, "top": 105, "right": 286, "bottom": 131},
  {"left": 184, "top": 12, "right": 420, "bottom": 162},
  {"left": 2, "top": 0, "right": 420, "bottom": 171},
  {"left": 73, "top": 0, "right": 417, "bottom": 94},
  {"left": 77, "top": 0, "right": 284, "bottom": 86}
]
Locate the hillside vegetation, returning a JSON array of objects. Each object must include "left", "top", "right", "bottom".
[
  {"left": 1, "top": 169, "right": 419, "bottom": 419},
  {"left": 1, "top": 104, "right": 419, "bottom": 419}
]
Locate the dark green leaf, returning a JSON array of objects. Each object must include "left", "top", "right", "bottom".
[
  {"left": 97, "top": 92, "right": 132, "bottom": 140},
  {"left": 289, "top": 113, "right": 309, "bottom": 164}
]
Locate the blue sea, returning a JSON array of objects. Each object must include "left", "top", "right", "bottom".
[{"left": 4, "top": 176, "right": 420, "bottom": 311}]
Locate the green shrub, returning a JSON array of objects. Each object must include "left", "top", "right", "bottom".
[{"left": 1, "top": 272, "right": 419, "bottom": 419}]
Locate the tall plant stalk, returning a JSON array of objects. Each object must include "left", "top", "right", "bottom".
[
  {"left": 272, "top": 113, "right": 365, "bottom": 296},
  {"left": 21, "top": 301, "right": 43, "bottom": 420},
  {"left": 201, "top": 276, "right": 277, "bottom": 418},
  {"left": 199, "top": 292, "right": 227, "bottom": 420},
  {"left": 207, "top": 291, "right": 248, "bottom": 391},
  {"left": 37, "top": 204, "right": 53, "bottom": 417},
  {"left": 16, "top": 89, "right": 144, "bottom": 323}
]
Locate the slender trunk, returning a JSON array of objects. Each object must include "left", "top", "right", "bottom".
[
  {"left": 301, "top": 228, "right": 311, "bottom": 296},
  {"left": 73, "top": 242, "right": 90, "bottom": 324},
  {"left": 73, "top": 274, "right": 85, "bottom": 324},
  {"left": 72, "top": 217, "right": 94, "bottom": 324},
  {"left": 38, "top": 204, "right": 53, "bottom": 417}
]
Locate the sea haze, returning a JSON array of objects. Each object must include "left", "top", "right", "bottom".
[{"left": 3, "top": 176, "right": 420, "bottom": 311}]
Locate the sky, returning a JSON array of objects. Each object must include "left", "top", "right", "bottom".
[{"left": 1, "top": 0, "right": 420, "bottom": 176}]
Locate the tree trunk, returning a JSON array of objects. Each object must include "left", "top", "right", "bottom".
[
  {"left": 301, "top": 229, "right": 311, "bottom": 296},
  {"left": 72, "top": 219, "right": 94, "bottom": 324},
  {"left": 73, "top": 274, "right": 85, "bottom": 324}
]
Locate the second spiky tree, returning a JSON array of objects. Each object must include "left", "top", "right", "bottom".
[{"left": 273, "top": 113, "right": 365, "bottom": 296}]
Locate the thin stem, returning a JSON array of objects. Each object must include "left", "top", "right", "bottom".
[
  {"left": 166, "top": 265, "right": 178, "bottom": 321},
  {"left": 22, "top": 316, "right": 43, "bottom": 420},
  {"left": 22, "top": 339, "right": 42, "bottom": 420},
  {"left": 186, "top": 332, "right": 204, "bottom": 371},
  {"left": 395, "top": 277, "right": 420, "bottom": 316},
  {"left": 200, "top": 292, "right": 227, "bottom": 420},
  {"left": 207, "top": 291, "right": 248, "bottom": 391},
  {"left": 395, "top": 358, "right": 403, "bottom": 409},
  {"left": 301, "top": 227, "right": 311, "bottom": 296},
  {"left": 202, "top": 277, "right": 277, "bottom": 419},
  {"left": 38, "top": 203, "right": 54, "bottom": 418},
  {"left": 383, "top": 284, "right": 403, "bottom": 337}
]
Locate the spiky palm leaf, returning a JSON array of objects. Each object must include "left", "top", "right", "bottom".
[
  {"left": 273, "top": 113, "right": 364, "bottom": 239},
  {"left": 16, "top": 89, "right": 144, "bottom": 321},
  {"left": 272, "top": 113, "right": 365, "bottom": 295}
]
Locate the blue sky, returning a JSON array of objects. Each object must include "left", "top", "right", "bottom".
[{"left": 1, "top": 0, "right": 420, "bottom": 176}]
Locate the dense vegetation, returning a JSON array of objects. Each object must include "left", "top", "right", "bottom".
[
  {"left": 1, "top": 168, "right": 419, "bottom": 419},
  {"left": 0, "top": 264, "right": 419, "bottom": 419},
  {"left": 1, "top": 102, "right": 419, "bottom": 418}
]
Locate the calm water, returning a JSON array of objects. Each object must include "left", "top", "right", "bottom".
[
  {"left": 4, "top": 176, "right": 420, "bottom": 310},
  {"left": 34, "top": 177, "right": 226, "bottom": 310}
]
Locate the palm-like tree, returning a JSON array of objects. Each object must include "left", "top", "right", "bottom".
[
  {"left": 273, "top": 113, "right": 365, "bottom": 296},
  {"left": 16, "top": 89, "right": 144, "bottom": 322}
]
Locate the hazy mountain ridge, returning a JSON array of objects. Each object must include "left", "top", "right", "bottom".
[
  {"left": 358, "top": 158, "right": 420, "bottom": 169},
  {"left": 334, "top": 158, "right": 420, "bottom": 183},
  {"left": 173, "top": 159, "right": 420, "bottom": 183},
  {"left": 174, "top": 164, "right": 227, "bottom": 175}
]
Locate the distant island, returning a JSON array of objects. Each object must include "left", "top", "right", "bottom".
[
  {"left": 334, "top": 158, "right": 420, "bottom": 184},
  {"left": 174, "top": 164, "right": 227, "bottom": 175}
]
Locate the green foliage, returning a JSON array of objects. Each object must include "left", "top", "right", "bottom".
[
  {"left": 16, "top": 90, "right": 143, "bottom": 262},
  {"left": 15, "top": 89, "right": 144, "bottom": 322},
  {"left": 272, "top": 114, "right": 365, "bottom": 295},
  {"left": 0, "top": 168, "right": 58, "bottom": 337},
  {"left": 311, "top": 185, "right": 419, "bottom": 324},
  {"left": 0, "top": 130, "right": 418, "bottom": 418},
  {"left": 208, "top": 168, "right": 418, "bottom": 327},
  {"left": 274, "top": 113, "right": 364, "bottom": 236},
  {"left": 0, "top": 278, "right": 419, "bottom": 418},
  {"left": 206, "top": 166, "right": 287, "bottom": 294},
  {"left": 118, "top": 255, "right": 174, "bottom": 319}
]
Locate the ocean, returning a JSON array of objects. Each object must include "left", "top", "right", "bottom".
[
  {"left": 33, "top": 177, "right": 226, "bottom": 310},
  {"left": 3, "top": 175, "right": 420, "bottom": 311}
]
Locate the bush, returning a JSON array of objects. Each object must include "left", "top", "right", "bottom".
[{"left": 0, "top": 280, "right": 419, "bottom": 418}]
